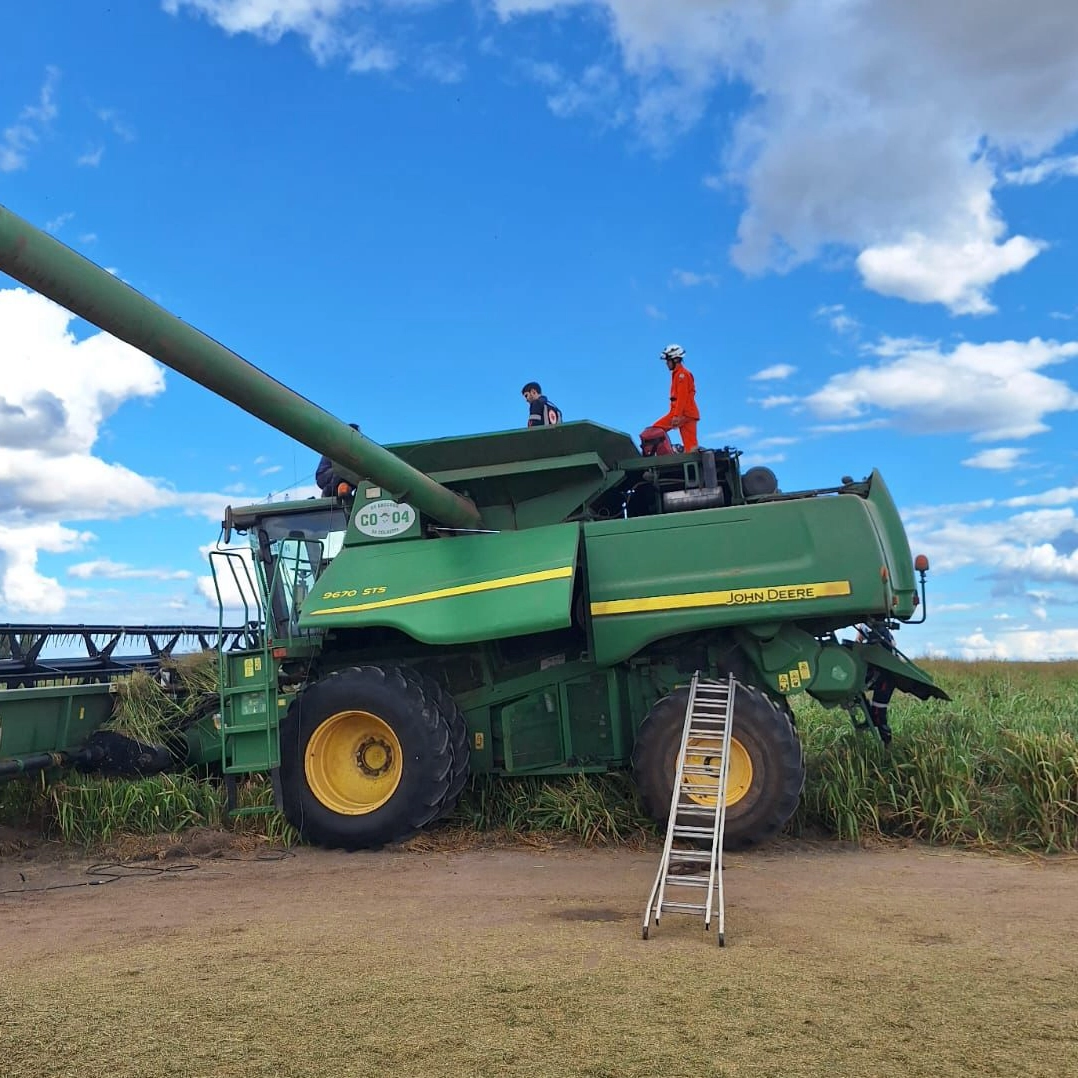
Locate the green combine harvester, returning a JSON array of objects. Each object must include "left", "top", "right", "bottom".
[{"left": 0, "top": 203, "right": 947, "bottom": 850}]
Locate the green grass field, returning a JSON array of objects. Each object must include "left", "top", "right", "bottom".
[{"left": 2, "top": 660, "right": 1076, "bottom": 852}]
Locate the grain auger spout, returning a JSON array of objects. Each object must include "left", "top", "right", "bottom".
[{"left": 0, "top": 203, "right": 482, "bottom": 531}]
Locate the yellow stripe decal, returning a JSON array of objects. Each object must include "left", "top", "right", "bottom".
[
  {"left": 311, "top": 565, "right": 574, "bottom": 617},
  {"left": 591, "top": 579, "right": 852, "bottom": 617}
]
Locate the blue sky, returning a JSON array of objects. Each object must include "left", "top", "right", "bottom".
[{"left": 1, "top": 0, "right": 1077, "bottom": 659}]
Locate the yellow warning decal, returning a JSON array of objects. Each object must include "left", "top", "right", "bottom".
[
  {"left": 311, "top": 566, "right": 573, "bottom": 617},
  {"left": 591, "top": 579, "right": 851, "bottom": 617}
]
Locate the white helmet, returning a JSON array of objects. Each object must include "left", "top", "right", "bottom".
[{"left": 661, "top": 343, "right": 685, "bottom": 362}]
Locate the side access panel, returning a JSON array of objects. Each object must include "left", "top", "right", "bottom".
[
  {"left": 299, "top": 523, "right": 581, "bottom": 644},
  {"left": 462, "top": 667, "right": 628, "bottom": 776},
  {"left": 584, "top": 496, "right": 893, "bottom": 666}
]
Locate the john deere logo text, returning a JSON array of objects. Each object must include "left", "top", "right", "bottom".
[
  {"left": 728, "top": 585, "right": 831, "bottom": 604},
  {"left": 590, "top": 579, "right": 852, "bottom": 617}
]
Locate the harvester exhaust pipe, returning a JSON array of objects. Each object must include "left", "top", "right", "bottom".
[{"left": 0, "top": 204, "right": 482, "bottom": 531}]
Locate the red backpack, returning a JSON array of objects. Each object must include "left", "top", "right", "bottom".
[{"left": 639, "top": 426, "right": 674, "bottom": 456}]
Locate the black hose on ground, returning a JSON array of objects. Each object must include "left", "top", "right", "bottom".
[{"left": 0, "top": 749, "right": 88, "bottom": 779}]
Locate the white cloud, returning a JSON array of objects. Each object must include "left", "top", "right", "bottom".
[
  {"left": 548, "top": 64, "right": 625, "bottom": 123},
  {"left": 962, "top": 447, "right": 1027, "bottom": 471},
  {"left": 96, "top": 108, "right": 136, "bottom": 142},
  {"left": 708, "top": 425, "right": 756, "bottom": 441},
  {"left": 741, "top": 452, "right": 785, "bottom": 467},
  {"left": 68, "top": 559, "right": 193, "bottom": 581},
  {"left": 0, "top": 289, "right": 165, "bottom": 454},
  {"left": 644, "top": 303, "right": 666, "bottom": 320},
  {"left": 758, "top": 395, "right": 795, "bottom": 409},
  {"left": 1004, "top": 486, "right": 1078, "bottom": 509},
  {"left": 1003, "top": 154, "right": 1078, "bottom": 186},
  {"left": 416, "top": 45, "right": 466, "bottom": 84},
  {"left": 77, "top": 146, "right": 105, "bottom": 167},
  {"left": 809, "top": 418, "right": 890, "bottom": 434},
  {"left": 750, "top": 364, "right": 795, "bottom": 382},
  {"left": 160, "top": 2, "right": 1078, "bottom": 309},
  {"left": 902, "top": 498, "right": 997, "bottom": 523},
  {"left": 195, "top": 540, "right": 259, "bottom": 612},
  {"left": 45, "top": 212, "right": 75, "bottom": 234},
  {"left": 163, "top": 0, "right": 398, "bottom": 71},
  {"left": 815, "top": 304, "right": 860, "bottom": 335},
  {"left": 855, "top": 190, "right": 1044, "bottom": 315},
  {"left": 494, "top": 1, "right": 1078, "bottom": 311},
  {"left": 0, "top": 288, "right": 236, "bottom": 615},
  {"left": 956, "top": 628, "right": 1078, "bottom": 661},
  {"left": 1, "top": 67, "right": 60, "bottom": 172},
  {"left": 805, "top": 336, "right": 1078, "bottom": 441},
  {"left": 908, "top": 503, "right": 1078, "bottom": 584},
  {"left": 0, "top": 521, "right": 91, "bottom": 615},
  {"left": 755, "top": 436, "right": 798, "bottom": 448},
  {"left": 671, "top": 268, "right": 718, "bottom": 288}
]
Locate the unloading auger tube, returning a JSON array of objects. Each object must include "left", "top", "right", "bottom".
[{"left": 0, "top": 203, "right": 482, "bottom": 531}]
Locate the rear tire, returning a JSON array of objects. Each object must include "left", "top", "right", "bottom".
[
  {"left": 279, "top": 665, "right": 455, "bottom": 849},
  {"left": 632, "top": 681, "right": 804, "bottom": 848},
  {"left": 398, "top": 666, "right": 470, "bottom": 820}
]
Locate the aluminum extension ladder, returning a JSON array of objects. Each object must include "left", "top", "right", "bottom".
[{"left": 642, "top": 673, "right": 737, "bottom": 945}]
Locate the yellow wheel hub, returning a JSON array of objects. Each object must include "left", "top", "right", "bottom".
[
  {"left": 683, "top": 735, "right": 753, "bottom": 808},
  {"left": 305, "top": 710, "right": 403, "bottom": 815}
]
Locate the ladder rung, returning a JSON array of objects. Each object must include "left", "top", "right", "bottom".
[
  {"left": 680, "top": 782, "right": 722, "bottom": 795},
  {"left": 682, "top": 765, "right": 722, "bottom": 776},
  {"left": 672, "top": 824, "right": 715, "bottom": 838},
  {"left": 669, "top": 849, "right": 710, "bottom": 861},
  {"left": 660, "top": 900, "right": 708, "bottom": 913},
  {"left": 662, "top": 874, "right": 714, "bottom": 887}
]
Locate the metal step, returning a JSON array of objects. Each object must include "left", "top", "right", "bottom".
[{"left": 660, "top": 875, "right": 714, "bottom": 887}]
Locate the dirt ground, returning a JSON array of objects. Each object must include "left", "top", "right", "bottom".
[{"left": 2, "top": 835, "right": 1076, "bottom": 1078}]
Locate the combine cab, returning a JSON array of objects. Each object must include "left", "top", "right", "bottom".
[{"left": 0, "top": 203, "right": 947, "bottom": 850}]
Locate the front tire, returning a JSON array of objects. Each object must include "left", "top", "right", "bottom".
[
  {"left": 279, "top": 665, "right": 455, "bottom": 849},
  {"left": 632, "top": 681, "right": 805, "bottom": 848}
]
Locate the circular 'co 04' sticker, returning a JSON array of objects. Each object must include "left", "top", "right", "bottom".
[{"left": 355, "top": 499, "right": 415, "bottom": 538}]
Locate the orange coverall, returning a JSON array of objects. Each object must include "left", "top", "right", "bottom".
[{"left": 653, "top": 363, "right": 700, "bottom": 452}]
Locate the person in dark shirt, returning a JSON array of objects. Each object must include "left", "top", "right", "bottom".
[
  {"left": 521, "top": 382, "right": 562, "bottom": 428},
  {"left": 316, "top": 423, "right": 360, "bottom": 497}
]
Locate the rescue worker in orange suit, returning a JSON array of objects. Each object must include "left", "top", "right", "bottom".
[{"left": 652, "top": 343, "right": 699, "bottom": 453}]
